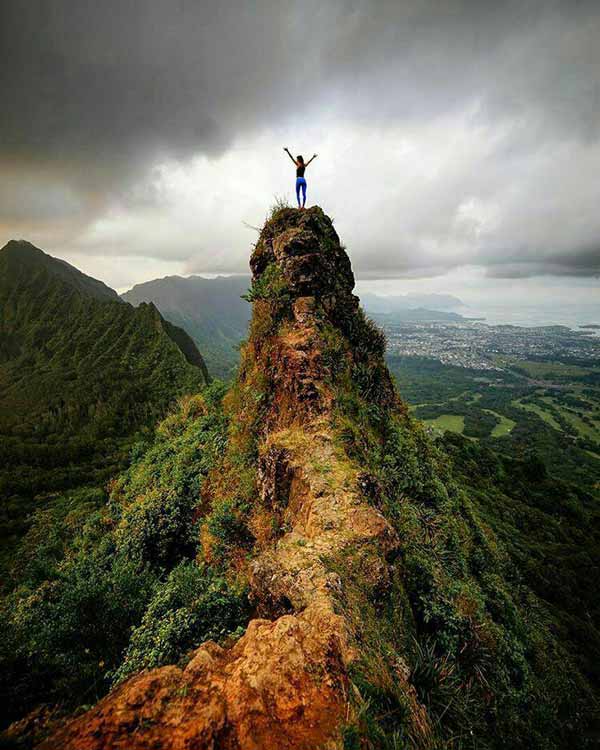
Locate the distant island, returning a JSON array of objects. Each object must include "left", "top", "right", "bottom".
[{"left": 581, "top": 324, "right": 600, "bottom": 329}]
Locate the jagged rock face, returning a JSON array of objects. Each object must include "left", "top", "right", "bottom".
[
  {"left": 250, "top": 208, "right": 372, "bottom": 348},
  {"left": 245, "top": 206, "right": 398, "bottom": 432},
  {"left": 250, "top": 207, "right": 355, "bottom": 302},
  {"left": 42, "top": 617, "right": 347, "bottom": 750},
  {"left": 39, "top": 207, "right": 419, "bottom": 750}
]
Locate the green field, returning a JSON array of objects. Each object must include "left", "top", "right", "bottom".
[
  {"left": 408, "top": 390, "right": 469, "bottom": 412},
  {"left": 504, "top": 359, "right": 592, "bottom": 379},
  {"left": 484, "top": 409, "right": 516, "bottom": 437},
  {"left": 512, "top": 398, "right": 562, "bottom": 431},
  {"left": 424, "top": 414, "right": 465, "bottom": 434},
  {"left": 549, "top": 402, "right": 600, "bottom": 439},
  {"left": 388, "top": 355, "right": 600, "bottom": 494}
]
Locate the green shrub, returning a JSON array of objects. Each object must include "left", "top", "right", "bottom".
[
  {"left": 266, "top": 195, "right": 292, "bottom": 221},
  {"left": 205, "top": 498, "right": 252, "bottom": 555},
  {"left": 243, "top": 262, "right": 290, "bottom": 305},
  {"left": 115, "top": 487, "right": 200, "bottom": 571},
  {"left": 112, "top": 395, "right": 229, "bottom": 570},
  {"left": 0, "top": 548, "right": 157, "bottom": 725},
  {"left": 113, "top": 560, "right": 249, "bottom": 683},
  {"left": 8, "top": 487, "right": 105, "bottom": 588}
]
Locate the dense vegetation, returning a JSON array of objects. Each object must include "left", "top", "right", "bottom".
[
  {"left": 442, "top": 433, "right": 600, "bottom": 693},
  {"left": 0, "top": 241, "right": 209, "bottom": 580},
  {"left": 0, "top": 385, "right": 250, "bottom": 729}
]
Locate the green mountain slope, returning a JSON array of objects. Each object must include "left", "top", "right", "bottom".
[
  {"left": 442, "top": 432, "right": 600, "bottom": 694},
  {"left": 0, "top": 241, "right": 209, "bottom": 576},
  {"left": 122, "top": 274, "right": 251, "bottom": 378}
]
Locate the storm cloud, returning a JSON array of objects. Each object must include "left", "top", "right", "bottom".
[{"left": 1, "top": 0, "right": 599, "bottom": 284}]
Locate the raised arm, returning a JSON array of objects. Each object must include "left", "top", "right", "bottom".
[
  {"left": 305, "top": 153, "right": 318, "bottom": 167},
  {"left": 283, "top": 147, "right": 298, "bottom": 165}
]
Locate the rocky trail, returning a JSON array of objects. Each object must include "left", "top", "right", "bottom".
[{"left": 39, "top": 207, "right": 417, "bottom": 749}]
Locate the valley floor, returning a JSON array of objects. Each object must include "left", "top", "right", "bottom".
[{"left": 387, "top": 352, "right": 600, "bottom": 495}]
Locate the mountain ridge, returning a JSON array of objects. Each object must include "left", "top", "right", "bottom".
[
  {"left": 1, "top": 240, "right": 121, "bottom": 303},
  {"left": 33, "top": 207, "right": 595, "bottom": 749},
  {"left": 0, "top": 240, "right": 209, "bottom": 575},
  {"left": 121, "top": 277, "right": 467, "bottom": 377},
  {"left": 122, "top": 274, "right": 251, "bottom": 378}
]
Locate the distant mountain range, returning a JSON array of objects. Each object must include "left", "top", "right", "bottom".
[
  {"left": 123, "top": 275, "right": 251, "bottom": 378},
  {"left": 369, "top": 308, "right": 465, "bottom": 323},
  {"left": 359, "top": 291, "right": 464, "bottom": 314},
  {"left": 122, "top": 279, "right": 466, "bottom": 376},
  {"left": 0, "top": 240, "right": 209, "bottom": 567}
]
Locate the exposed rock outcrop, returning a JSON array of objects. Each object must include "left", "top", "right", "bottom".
[{"left": 40, "top": 207, "right": 424, "bottom": 750}]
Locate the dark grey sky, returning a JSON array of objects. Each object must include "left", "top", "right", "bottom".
[{"left": 1, "top": 0, "right": 599, "bottom": 291}]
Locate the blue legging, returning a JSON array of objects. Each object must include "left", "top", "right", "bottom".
[{"left": 296, "top": 177, "right": 307, "bottom": 206}]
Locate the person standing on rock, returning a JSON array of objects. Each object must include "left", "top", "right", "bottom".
[{"left": 284, "top": 148, "right": 317, "bottom": 209}]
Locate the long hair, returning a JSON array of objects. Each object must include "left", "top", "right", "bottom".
[{"left": 296, "top": 155, "right": 304, "bottom": 163}]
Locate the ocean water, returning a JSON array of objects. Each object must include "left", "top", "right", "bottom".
[{"left": 458, "top": 303, "right": 600, "bottom": 333}]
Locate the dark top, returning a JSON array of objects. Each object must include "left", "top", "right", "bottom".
[{"left": 296, "top": 164, "right": 305, "bottom": 178}]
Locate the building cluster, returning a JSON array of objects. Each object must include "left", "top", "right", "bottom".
[{"left": 383, "top": 321, "right": 600, "bottom": 370}]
